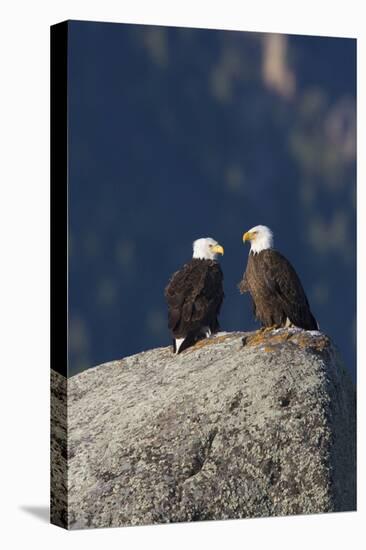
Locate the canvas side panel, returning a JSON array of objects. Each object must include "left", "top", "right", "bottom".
[
  {"left": 50, "top": 370, "right": 68, "bottom": 527},
  {"left": 50, "top": 21, "right": 69, "bottom": 529}
]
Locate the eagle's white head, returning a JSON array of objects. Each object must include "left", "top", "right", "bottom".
[
  {"left": 243, "top": 225, "right": 274, "bottom": 254},
  {"left": 193, "top": 237, "right": 224, "bottom": 260}
]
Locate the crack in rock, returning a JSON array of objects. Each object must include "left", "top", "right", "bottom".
[{"left": 185, "top": 429, "right": 218, "bottom": 480}]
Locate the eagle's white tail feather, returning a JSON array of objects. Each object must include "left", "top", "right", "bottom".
[
  {"left": 203, "top": 326, "right": 212, "bottom": 338},
  {"left": 175, "top": 338, "right": 185, "bottom": 354}
]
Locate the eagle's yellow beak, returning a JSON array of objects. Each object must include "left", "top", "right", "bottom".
[
  {"left": 243, "top": 231, "right": 253, "bottom": 243},
  {"left": 212, "top": 244, "right": 224, "bottom": 255}
]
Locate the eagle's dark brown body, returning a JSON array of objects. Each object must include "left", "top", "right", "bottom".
[
  {"left": 239, "top": 249, "right": 317, "bottom": 330},
  {"left": 165, "top": 259, "right": 224, "bottom": 353}
]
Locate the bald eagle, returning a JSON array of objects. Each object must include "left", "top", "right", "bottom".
[
  {"left": 238, "top": 225, "right": 318, "bottom": 330},
  {"left": 165, "top": 237, "right": 224, "bottom": 354}
]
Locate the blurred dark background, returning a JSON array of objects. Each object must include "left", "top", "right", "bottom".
[{"left": 68, "top": 21, "right": 356, "bottom": 380}]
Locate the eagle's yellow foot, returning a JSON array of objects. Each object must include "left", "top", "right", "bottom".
[{"left": 260, "top": 326, "right": 278, "bottom": 334}]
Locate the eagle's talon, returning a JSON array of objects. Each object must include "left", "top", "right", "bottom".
[{"left": 260, "top": 326, "right": 277, "bottom": 334}]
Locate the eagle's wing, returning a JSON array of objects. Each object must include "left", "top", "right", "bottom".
[
  {"left": 238, "top": 272, "right": 249, "bottom": 294},
  {"left": 261, "top": 250, "right": 314, "bottom": 327},
  {"left": 165, "top": 261, "right": 224, "bottom": 335},
  {"left": 199, "top": 262, "right": 224, "bottom": 327},
  {"left": 164, "top": 266, "right": 192, "bottom": 332}
]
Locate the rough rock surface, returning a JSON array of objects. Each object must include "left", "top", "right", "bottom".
[{"left": 51, "top": 329, "right": 356, "bottom": 529}]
